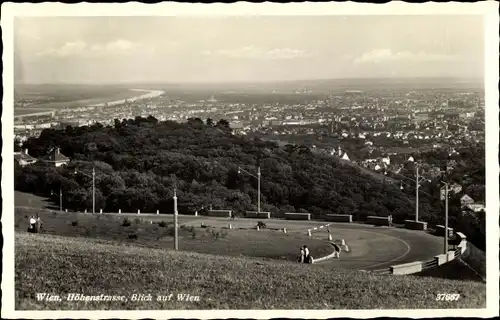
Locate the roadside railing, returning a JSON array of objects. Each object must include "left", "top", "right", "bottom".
[{"left": 368, "top": 230, "right": 467, "bottom": 276}]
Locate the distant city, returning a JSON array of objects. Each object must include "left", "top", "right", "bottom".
[{"left": 14, "top": 79, "right": 485, "bottom": 178}]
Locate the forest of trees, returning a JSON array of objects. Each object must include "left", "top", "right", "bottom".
[{"left": 15, "top": 116, "right": 485, "bottom": 249}]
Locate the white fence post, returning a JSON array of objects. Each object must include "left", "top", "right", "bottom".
[
  {"left": 156, "top": 210, "right": 159, "bottom": 215},
  {"left": 138, "top": 209, "right": 140, "bottom": 215},
  {"left": 100, "top": 209, "right": 103, "bottom": 214},
  {"left": 283, "top": 228, "right": 287, "bottom": 233},
  {"left": 118, "top": 209, "right": 121, "bottom": 214},
  {"left": 308, "top": 230, "right": 312, "bottom": 237}
]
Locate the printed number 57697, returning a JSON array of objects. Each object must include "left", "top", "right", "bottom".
[{"left": 436, "top": 293, "right": 460, "bottom": 301}]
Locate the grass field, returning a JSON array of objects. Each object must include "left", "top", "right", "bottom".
[
  {"left": 15, "top": 233, "right": 486, "bottom": 310},
  {"left": 12, "top": 191, "right": 487, "bottom": 310},
  {"left": 15, "top": 207, "right": 332, "bottom": 262}
]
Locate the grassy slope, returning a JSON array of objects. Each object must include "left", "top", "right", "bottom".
[
  {"left": 416, "top": 243, "right": 486, "bottom": 282},
  {"left": 15, "top": 207, "right": 332, "bottom": 262},
  {"left": 15, "top": 233, "right": 486, "bottom": 310}
]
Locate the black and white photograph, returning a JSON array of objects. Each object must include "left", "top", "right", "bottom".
[{"left": 2, "top": 2, "right": 499, "bottom": 318}]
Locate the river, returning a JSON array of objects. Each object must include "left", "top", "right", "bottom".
[{"left": 89, "top": 89, "right": 165, "bottom": 107}]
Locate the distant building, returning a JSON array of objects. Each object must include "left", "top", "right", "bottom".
[
  {"left": 450, "top": 183, "right": 463, "bottom": 194},
  {"left": 43, "top": 147, "right": 70, "bottom": 167},
  {"left": 341, "top": 152, "right": 350, "bottom": 161},
  {"left": 14, "top": 149, "right": 37, "bottom": 167},
  {"left": 467, "top": 203, "right": 485, "bottom": 213},
  {"left": 460, "top": 194, "right": 475, "bottom": 207},
  {"left": 382, "top": 156, "right": 391, "bottom": 166}
]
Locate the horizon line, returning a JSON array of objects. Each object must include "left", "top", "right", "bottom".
[{"left": 15, "top": 76, "right": 485, "bottom": 86}]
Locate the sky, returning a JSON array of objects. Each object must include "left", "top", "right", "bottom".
[{"left": 14, "top": 15, "right": 484, "bottom": 84}]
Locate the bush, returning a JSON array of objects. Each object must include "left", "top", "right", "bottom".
[
  {"left": 122, "top": 218, "right": 132, "bottom": 227},
  {"left": 181, "top": 225, "right": 194, "bottom": 233},
  {"left": 71, "top": 221, "right": 78, "bottom": 227},
  {"left": 128, "top": 234, "right": 138, "bottom": 240},
  {"left": 191, "top": 229, "right": 197, "bottom": 239},
  {"left": 134, "top": 218, "right": 141, "bottom": 225},
  {"left": 159, "top": 221, "right": 168, "bottom": 228},
  {"left": 165, "top": 226, "right": 175, "bottom": 237},
  {"left": 257, "top": 221, "right": 267, "bottom": 229}
]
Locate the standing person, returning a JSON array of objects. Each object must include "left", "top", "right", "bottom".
[
  {"left": 303, "top": 245, "right": 310, "bottom": 263},
  {"left": 28, "top": 216, "right": 37, "bottom": 233},
  {"left": 388, "top": 215, "right": 393, "bottom": 227},
  {"left": 36, "top": 215, "right": 42, "bottom": 233}
]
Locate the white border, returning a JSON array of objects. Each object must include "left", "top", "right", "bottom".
[{"left": 2, "top": 2, "right": 499, "bottom": 319}]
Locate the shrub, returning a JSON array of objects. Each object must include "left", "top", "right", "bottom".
[
  {"left": 219, "top": 229, "right": 228, "bottom": 239},
  {"left": 180, "top": 225, "right": 194, "bottom": 233},
  {"left": 122, "top": 218, "right": 132, "bottom": 227},
  {"left": 134, "top": 218, "right": 141, "bottom": 225},
  {"left": 166, "top": 226, "right": 175, "bottom": 237},
  {"left": 257, "top": 221, "right": 267, "bottom": 229},
  {"left": 159, "top": 221, "right": 168, "bottom": 228},
  {"left": 191, "top": 229, "right": 197, "bottom": 239},
  {"left": 71, "top": 221, "right": 78, "bottom": 227},
  {"left": 128, "top": 234, "right": 138, "bottom": 240}
]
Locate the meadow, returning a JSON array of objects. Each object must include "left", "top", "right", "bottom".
[
  {"left": 15, "top": 232, "right": 486, "bottom": 310},
  {"left": 15, "top": 207, "right": 332, "bottom": 262}
]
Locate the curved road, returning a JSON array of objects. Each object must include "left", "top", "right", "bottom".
[{"left": 149, "top": 215, "right": 444, "bottom": 271}]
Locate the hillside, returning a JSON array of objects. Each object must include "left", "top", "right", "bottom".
[
  {"left": 15, "top": 233, "right": 486, "bottom": 310},
  {"left": 17, "top": 117, "right": 424, "bottom": 221}
]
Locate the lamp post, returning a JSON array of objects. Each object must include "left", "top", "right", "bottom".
[
  {"left": 441, "top": 181, "right": 450, "bottom": 254},
  {"left": 393, "top": 166, "right": 430, "bottom": 222},
  {"left": 74, "top": 166, "right": 96, "bottom": 214},
  {"left": 238, "top": 165, "right": 261, "bottom": 213},
  {"left": 51, "top": 187, "right": 63, "bottom": 212},
  {"left": 173, "top": 188, "right": 179, "bottom": 251}
]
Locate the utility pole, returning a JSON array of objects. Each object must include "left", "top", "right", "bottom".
[
  {"left": 444, "top": 182, "right": 449, "bottom": 254},
  {"left": 173, "top": 188, "right": 179, "bottom": 251},
  {"left": 257, "top": 166, "right": 261, "bottom": 213},
  {"left": 59, "top": 187, "right": 63, "bottom": 212},
  {"left": 238, "top": 165, "right": 262, "bottom": 213},
  {"left": 92, "top": 166, "right": 96, "bottom": 214},
  {"left": 415, "top": 166, "right": 419, "bottom": 222}
]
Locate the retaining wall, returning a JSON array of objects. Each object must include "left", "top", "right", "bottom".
[
  {"left": 366, "top": 215, "right": 390, "bottom": 226},
  {"left": 435, "top": 225, "right": 454, "bottom": 237},
  {"left": 391, "top": 261, "right": 423, "bottom": 275},
  {"left": 325, "top": 214, "right": 352, "bottom": 223},
  {"left": 245, "top": 211, "right": 271, "bottom": 219},
  {"left": 404, "top": 220, "right": 428, "bottom": 231},
  {"left": 285, "top": 212, "right": 311, "bottom": 221},
  {"left": 207, "top": 210, "right": 232, "bottom": 218}
]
